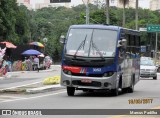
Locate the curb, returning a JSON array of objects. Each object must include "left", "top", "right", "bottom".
[
  {"left": 0, "top": 84, "right": 65, "bottom": 94},
  {"left": 26, "top": 84, "right": 65, "bottom": 94}
]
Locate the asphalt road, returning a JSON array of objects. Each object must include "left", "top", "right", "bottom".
[
  {"left": 1, "top": 77, "right": 160, "bottom": 109},
  {"left": 0, "top": 71, "right": 160, "bottom": 118}
]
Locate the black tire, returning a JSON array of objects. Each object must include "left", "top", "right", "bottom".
[
  {"left": 153, "top": 76, "right": 157, "bottom": 80},
  {"left": 67, "top": 87, "right": 75, "bottom": 96},
  {"left": 111, "top": 88, "right": 119, "bottom": 96},
  {"left": 111, "top": 80, "right": 120, "bottom": 96},
  {"left": 128, "top": 79, "right": 134, "bottom": 93},
  {"left": 83, "top": 89, "right": 88, "bottom": 92},
  {"left": 122, "top": 88, "right": 128, "bottom": 93}
]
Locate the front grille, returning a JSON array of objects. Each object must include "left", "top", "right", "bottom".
[
  {"left": 72, "top": 80, "right": 101, "bottom": 87},
  {"left": 140, "top": 69, "right": 145, "bottom": 71},
  {"left": 72, "top": 73, "right": 103, "bottom": 77}
]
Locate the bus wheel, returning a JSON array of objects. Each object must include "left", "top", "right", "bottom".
[
  {"left": 153, "top": 76, "right": 157, "bottom": 80},
  {"left": 67, "top": 87, "right": 75, "bottom": 96},
  {"left": 111, "top": 88, "right": 119, "bottom": 96},
  {"left": 111, "top": 81, "right": 119, "bottom": 96},
  {"left": 83, "top": 89, "right": 88, "bottom": 92},
  {"left": 128, "top": 79, "right": 134, "bottom": 93},
  {"left": 122, "top": 88, "right": 128, "bottom": 93}
]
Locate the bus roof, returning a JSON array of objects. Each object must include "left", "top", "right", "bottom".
[{"left": 70, "top": 24, "right": 140, "bottom": 33}]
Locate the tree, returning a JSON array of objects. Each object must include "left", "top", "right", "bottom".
[
  {"left": 119, "top": 0, "right": 129, "bottom": 27},
  {"left": 0, "top": 0, "right": 18, "bottom": 41},
  {"left": 0, "top": 0, "right": 31, "bottom": 44}
]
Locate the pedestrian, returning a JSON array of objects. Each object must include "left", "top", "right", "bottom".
[{"left": 33, "top": 56, "right": 39, "bottom": 72}]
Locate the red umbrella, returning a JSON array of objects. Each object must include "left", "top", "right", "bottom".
[{"left": 0, "top": 41, "right": 17, "bottom": 48}]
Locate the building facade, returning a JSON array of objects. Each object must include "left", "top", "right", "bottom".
[
  {"left": 16, "top": 0, "right": 32, "bottom": 10},
  {"left": 150, "top": 0, "right": 160, "bottom": 11},
  {"left": 17, "top": 0, "right": 151, "bottom": 10}
]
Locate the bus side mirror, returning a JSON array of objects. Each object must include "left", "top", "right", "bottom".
[
  {"left": 117, "top": 40, "right": 122, "bottom": 48},
  {"left": 117, "top": 39, "right": 127, "bottom": 48},
  {"left": 60, "top": 35, "right": 65, "bottom": 44},
  {"left": 121, "top": 39, "right": 127, "bottom": 49}
]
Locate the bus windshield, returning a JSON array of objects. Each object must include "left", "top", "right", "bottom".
[{"left": 65, "top": 28, "right": 118, "bottom": 57}]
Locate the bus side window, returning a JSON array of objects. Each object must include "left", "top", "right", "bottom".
[{"left": 126, "top": 34, "right": 130, "bottom": 59}]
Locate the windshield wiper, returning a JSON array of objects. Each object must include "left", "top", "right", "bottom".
[
  {"left": 92, "top": 41, "right": 105, "bottom": 60},
  {"left": 87, "top": 30, "right": 105, "bottom": 60},
  {"left": 74, "top": 35, "right": 87, "bottom": 58}
]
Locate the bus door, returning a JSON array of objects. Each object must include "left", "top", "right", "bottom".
[{"left": 118, "top": 43, "right": 131, "bottom": 88}]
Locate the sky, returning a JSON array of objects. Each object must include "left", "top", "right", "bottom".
[
  {"left": 139, "top": 0, "right": 150, "bottom": 9},
  {"left": 29, "top": 0, "right": 150, "bottom": 9}
]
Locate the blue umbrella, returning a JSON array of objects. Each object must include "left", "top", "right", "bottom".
[{"left": 22, "top": 49, "right": 41, "bottom": 55}]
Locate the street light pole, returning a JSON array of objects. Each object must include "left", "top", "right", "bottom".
[
  {"left": 135, "top": 0, "right": 138, "bottom": 30},
  {"left": 43, "top": 38, "right": 48, "bottom": 54},
  {"left": 105, "top": 0, "right": 110, "bottom": 24},
  {"left": 82, "top": 0, "right": 90, "bottom": 24},
  {"left": 86, "top": 3, "right": 89, "bottom": 24},
  {"left": 155, "top": 32, "right": 158, "bottom": 63}
]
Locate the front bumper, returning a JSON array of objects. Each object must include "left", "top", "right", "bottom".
[
  {"left": 140, "top": 71, "right": 157, "bottom": 77},
  {"left": 60, "top": 71, "right": 118, "bottom": 90}
]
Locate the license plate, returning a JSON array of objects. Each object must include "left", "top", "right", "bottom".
[{"left": 81, "top": 79, "right": 92, "bottom": 83}]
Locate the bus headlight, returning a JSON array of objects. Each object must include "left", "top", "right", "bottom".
[
  {"left": 63, "top": 70, "right": 72, "bottom": 75},
  {"left": 103, "top": 72, "right": 114, "bottom": 77}
]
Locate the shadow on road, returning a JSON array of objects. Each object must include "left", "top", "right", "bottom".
[{"left": 70, "top": 91, "right": 128, "bottom": 97}]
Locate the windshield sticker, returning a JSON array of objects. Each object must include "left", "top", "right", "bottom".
[
  {"left": 90, "top": 51, "right": 114, "bottom": 57},
  {"left": 68, "top": 50, "right": 84, "bottom": 56}
]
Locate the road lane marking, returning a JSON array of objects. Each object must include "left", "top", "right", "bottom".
[
  {"left": 0, "top": 90, "right": 66, "bottom": 104},
  {"left": 0, "top": 95, "right": 24, "bottom": 99}
]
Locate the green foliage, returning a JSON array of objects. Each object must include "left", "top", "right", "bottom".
[
  {"left": 1, "top": 1, "right": 160, "bottom": 60},
  {"left": 0, "top": 1, "right": 31, "bottom": 44}
]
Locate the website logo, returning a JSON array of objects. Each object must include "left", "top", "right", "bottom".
[{"left": 2, "top": 110, "right": 11, "bottom": 115}]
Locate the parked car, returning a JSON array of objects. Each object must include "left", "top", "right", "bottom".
[{"left": 140, "top": 59, "right": 157, "bottom": 80}]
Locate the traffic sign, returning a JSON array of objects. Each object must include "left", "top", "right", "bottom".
[
  {"left": 139, "top": 28, "right": 147, "bottom": 32},
  {"left": 147, "top": 25, "right": 160, "bottom": 32}
]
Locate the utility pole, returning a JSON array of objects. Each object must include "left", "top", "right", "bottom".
[
  {"left": 105, "top": 0, "right": 109, "bottom": 24},
  {"left": 135, "top": 0, "right": 138, "bottom": 30},
  {"left": 82, "top": 0, "right": 90, "bottom": 24},
  {"left": 155, "top": 32, "right": 158, "bottom": 63},
  {"left": 86, "top": 2, "right": 89, "bottom": 24}
]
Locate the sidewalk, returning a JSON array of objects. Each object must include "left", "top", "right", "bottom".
[{"left": 0, "top": 65, "right": 64, "bottom": 94}]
